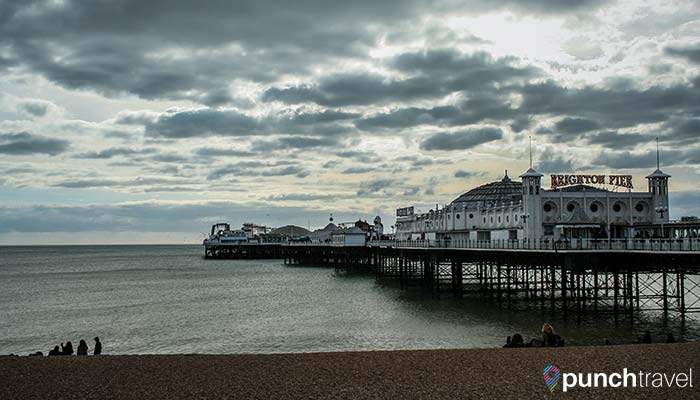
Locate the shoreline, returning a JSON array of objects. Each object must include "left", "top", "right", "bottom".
[{"left": 2, "top": 343, "right": 699, "bottom": 399}]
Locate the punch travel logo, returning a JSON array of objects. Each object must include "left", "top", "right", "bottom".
[
  {"left": 543, "top": 365, "right": 561, "bottom": 393},
  {"left": 542, "top": 365, "right": 694, "bottom": 393}
]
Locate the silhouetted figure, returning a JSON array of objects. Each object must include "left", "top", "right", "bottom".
[
  {"left": 642, "top": 331, "right": 652, "bottom": 344},
  {"left": 503, "top": 336, "right": 511, "bottom": 348},
  {"left": 93, "top": 337, "right": 102, "bottom": 355},
  {"left": 77, "top": 340, "right": 88, "bottom": 356},
  {"left": 48, "top": 345, "right": 60, "bottom": 356},
  {"left": 510, "top": 333, "right": 525, "bottom": 348},
  {"left": 604, "top": 339, "right": 612, "bottom": 345},
  {"left": 667, "top": 333, "right": 676, "bottom": 343},
  {"left": 542, "top": 323, "right": 558, "bottom": 347},
  {"left": 61, "top": 341, "right": 74, "bottom": 356}
]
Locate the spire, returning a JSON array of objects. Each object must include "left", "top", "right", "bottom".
[
  {"left": 646, "top": 137, "right": 671, "bottom": 179},
  {"left": 502, "top": 169, "right": 511, "bottom": 182},
  {"left": 520, "top": 135, "right": 542, "bottom": 178}
]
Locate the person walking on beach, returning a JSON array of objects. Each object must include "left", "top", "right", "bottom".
[
  {"left": 77, "top": 340, "right": 88, "bottom": 356},
  {"left": 61, "top": 341, "right": 74, "bottom": 356},
  {"left": 93, "top": 337, "right": 102, "bottom": 355}
]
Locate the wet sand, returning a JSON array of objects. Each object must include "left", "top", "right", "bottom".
[{"left": 1, "top": 343, "right": 699, "bottom": 399}]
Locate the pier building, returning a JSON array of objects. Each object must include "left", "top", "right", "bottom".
[{"left": 395, "top": 164, "right": 671, "bottom": 243}]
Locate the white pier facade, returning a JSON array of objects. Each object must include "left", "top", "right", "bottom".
[{"left": 395, "top": 166, "right": 671, "bottom": 243}]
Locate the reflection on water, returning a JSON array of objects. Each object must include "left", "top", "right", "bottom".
[{"left": 1, "top": 245, "right": 698, "bottom": 355}]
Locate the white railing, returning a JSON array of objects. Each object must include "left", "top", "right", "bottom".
[{"left": 367, "top": 238, "right": 700, "bottom": 252}]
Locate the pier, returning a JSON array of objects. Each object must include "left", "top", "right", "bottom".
[{"left": 204, "top": 238, "right": 700, "bottom": 323}]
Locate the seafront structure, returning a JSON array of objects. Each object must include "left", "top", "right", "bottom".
[
  {"left": 395, "top": 162, "right": 675, "bottom": 243},
  {"left": 202, "top": 145, "right": 700, "bottom": 323}
]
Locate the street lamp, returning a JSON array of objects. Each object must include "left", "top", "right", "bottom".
[{"left": 655, "top": 205, "right": 668, "bottom": 238}]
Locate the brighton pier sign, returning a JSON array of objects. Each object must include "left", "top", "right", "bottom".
[{"left": 550, "top": 174, "right": 633, "bottom": 190}]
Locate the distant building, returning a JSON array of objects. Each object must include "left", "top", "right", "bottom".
[
  {"left": 331, "top": 226, "right": 366, "bottom": 246},
  {"left": 242, "top": 223, "right": 270, "bottom": 239},
  {"left": 308, "top": 223, "right": 337, "bottom": 243}
]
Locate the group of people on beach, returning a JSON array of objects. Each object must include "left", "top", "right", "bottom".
[
  {"left": 503, "top": 323, "right": 679, "bottom": 348},
  {"left": 503, "top": 322, "right": 565, "bottom": 348},
  {"left": 35, "top": 337, "right": 102, "bottom": 356}
]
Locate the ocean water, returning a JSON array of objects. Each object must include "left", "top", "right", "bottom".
[{"left": 1, "top": 245, "right": 698, "bottom": 355}]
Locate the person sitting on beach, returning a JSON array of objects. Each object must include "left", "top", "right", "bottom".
[
  {"left": 93, "top": 337, "right": 102, "bottom": 355},
  {"left": 667, "top": 333, "right": 675, "bottom": 343},
  {"left": 641, "top": 331, "right": 652, "bottom": 344},
  {"left": 542, "top": 323, "right": 558, "bottom": 347},
  {"left": 61, "top": 341, "right": 74, "bottom": 356},
  {"left": 77, "top": 340, "right": 88, "bottom": 356},
  {"left": 48, "top": 345, "right": 60, "bottom": 356},
  {"left": 505, "top": 333, "right": 525, "bottom": 348}
]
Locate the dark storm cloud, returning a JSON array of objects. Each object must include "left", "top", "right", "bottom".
[
  {"left": 0, "top": 132, "right": 69, "bottom": 155},
  {"left": 145, "top": 108, "right": 260, "bottom": 138},
  {"left": 355, "top": 92, "right": 518, "bottom": 131},
  {"left": 357, "top": 178, "right": 396, "bottom": 196},
  {"left": 0, "top": 1, "right": 424, "bottom": 103},
  {"left": 53, "top": 177, "right": 193, "bottom": 189},
  {"left": 75, "top": 147, "right": 157, "bottom": 159},
  {"left": 355, "top": 176, "right": 438, "bottom": 198},
  {"left": 0, "top": 0, "right": 612, "bottom": 106},
  {"left": 661, "top": 118, "right": 700, "bottom": 144},
  {"left": 52, "top": 179, "right": 121, "bottom": 188},
  {"left": 394, "top": 155, "right": 436, "bottom": 167},
  {"left": 390, "top": 49, "right": 538, "bottom": 82},
  {"left": 206, "top": 161, "right": 305, "bottom": 180},
  {"left": 420, "top": 127, "right": 503, "bottom": 151},
  {"left": 335, "top": 151, "right": 381, "bottom": 164},
  {"left": 537, "top": 150, "right": 576, "bottom": 173},
  {"left": 262, "top": 73, "right": 442, "bottom": 107},
  {"left": 341, "top": 166, "right": 375, "bottom": 174},
  {"left": 665, "top": 45, "right": 700, "bottom": 64},
  {"left": 454, "top": 170, "right": 486, "bottom": 178},
  {"left": 554, "top": 117, "right": 601, "bottom": 134},
  {"left": 193, "top": 148, "right": 258, "bottom": 158},
  {"left": 586, "top": 131, "right": 651, "bottom": 149},
  {"left": 265, "top": 50, "right": 539, "bottom": 107},
  {"left": 144, "top": 108, "right": 357, "bottom": 139},
  {"left": 355, "top": 106, "right": 461, "bottom": 131},
  {"left": 588, "top": 148, "right": 700, "bottom": 169},
  {"left": 251, "top": 136, "right": 341, "bottom": 152},
  {"left": 516, "top": 80, "right": 700, "bottom": 130}
]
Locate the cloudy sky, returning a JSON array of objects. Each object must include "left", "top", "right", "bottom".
[{"left": 1, "top": 0, "right": 699, "bottom": 244}]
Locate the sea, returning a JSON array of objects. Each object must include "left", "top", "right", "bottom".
[{"left": 1, "top": 245, "right": 698, "bottom": 355}]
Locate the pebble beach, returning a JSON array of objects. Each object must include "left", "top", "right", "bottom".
[{"left": 1, "top": 343, "right": 698, "bottom": 399}]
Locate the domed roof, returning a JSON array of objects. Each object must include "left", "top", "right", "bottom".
[{"left": 451, "top": 172, "right": 523, "bottom": 209}]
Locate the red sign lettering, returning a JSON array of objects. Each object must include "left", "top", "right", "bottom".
[{"left": 549, "top": 174, "right": 633, "bottom": 190}]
